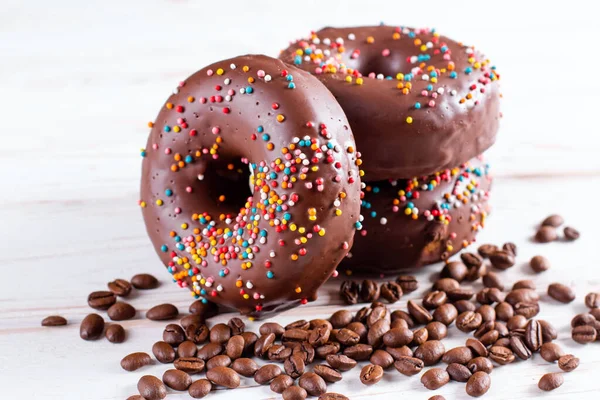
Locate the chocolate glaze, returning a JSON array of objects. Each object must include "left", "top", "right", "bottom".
[
  {"left": 279, "top": 26, "right": 501, "bottom": 180},
  {"left": 140, "top": 55, "right": 362, "bottom": 317},
  {"left": 341, "top": 156, "right": 492, "bottom": 274}
]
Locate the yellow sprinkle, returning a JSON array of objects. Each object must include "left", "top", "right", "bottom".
[
  {"left": 291, "top": 254, "right": 299, "bottom": 261},
  {"left": 406, "top": 116, "right": 413, "bottom": 124},
  {"left": 140, "top": 201, "right": 146, "bottom": 208},
  {"left": 276, "top": 114, "right": 285, "bottom": 122},
  {"left": 356, "top": 77, "right": 363, "bottom": 85},
  {"left": 242, "top": 65, "right": 250, "bottom": 72},
  {"left": 216, "top": 68, "right": 224, "bottom": 75},
  {"left": 156, "top": 199, "right": 163, "bottom": 206},
  {"left": 345, "top": 76, "right": 352, "bottom": 83},
  {"left": 295, "top": 287, "right": 302, "bottom": 293},
  {"left": 181, "top": 223, "right": 188, "bottom": 229},
  {"left": 393, "top": 32, "right": 401, "bottom": 40}
]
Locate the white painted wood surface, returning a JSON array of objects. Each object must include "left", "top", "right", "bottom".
[{"left": 1, "top": 0, "right": 599, "bottom": 398}]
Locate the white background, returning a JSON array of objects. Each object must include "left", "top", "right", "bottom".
[{"left": 1, "top": 0, "right": 600, "bottom": 399}]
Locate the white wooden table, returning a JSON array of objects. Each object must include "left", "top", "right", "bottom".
[{"left": 1, "top": 0, "right": 600, "bottom": 398}]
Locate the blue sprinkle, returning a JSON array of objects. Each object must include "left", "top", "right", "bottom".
[
  {"left": 373, "top": 187, "right": 380, "bottom": 194},
  {"left": 286, "top": 75, "right": 294, "bottom": 82},
  {"left": 188, "top": 270, "right": 194, "bottom": 276},
  {"left": 465, "top": 67, "right": 473, "bottom": 74},
  {"left": 246, "top": 86, "right": 253, "bottom": 94},
  {"left": 260, "top": 230, "right": 268, "bottom": 237},
  {"left": 284, "top": 213, "right": 291, "bottom": 221},
  {"left": 140, "top": 151, "right": 146, "bottom": 157},
  {"left": 174, "top": 236, "right": 181, "bottom": 242},
  {"left": 305, "top": 48, "right": 312, "bottom": 55},
  {"left": 257, "top": 126, "right": 264, "bottom": 133},
  {"left": 415, "top": 102, "right": 421, "bottom": 109},
  {"left": 355, "top": 221, "right": 363, "bottom": 230},
  {"left": 219, "top": 270, "right": 225, "bottom": 277},
  {"left": 160, "top": 245, "right": 168, "bottom": 252},
  {"left": 294, "top": 55, "right": 302, "bottom": 65},
  {"left": 176, "top": 243, "right": 184, "bottom": 250},
  {"left": 370, "top": 211, "right": 377, "bottom": 218},
  {"left": 450, "top": 71, "right": 458, "bottom": 79},
  {"left": 266, "top": 271, "right": 274, "bottom": 279},
  {"left": 262, "top": 133, "right": 270, "bottom": 141},
  {"left": 163, "top": 126, "right": 171, "bottom": 132},
  {"left": 427, "top": 84, "right": 433, "bottom": 91},
  {"left": 288, "top": 82, "right": 296, "bottom": 89},
  {"left": 407, "top": 202, "right": 414, "bottom": 209},
  {"left": 185, "top": 155, "right": 193, "bottom": 163}
]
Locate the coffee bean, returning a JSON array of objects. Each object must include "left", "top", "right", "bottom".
[
  {"left": 394, "top": 356, "right": 424, "bottom": 376},
  {"left": 447, "top": 288, "right": 475, "bottom": 302},
  {"left": 536, "top": 226, "right": 558, "bottom": 243},
  {"left": 466, "top": 263, "right": 487, "bottom": 282},
  {"left": 180, "top": 315, "right": 205, "bottom": 329},
  {"left": 343, "top": 344, "right": 373, "bottom": 361},
  {"left": 527, "top": 255, "right": 549, "bottom": 273},
  {"left": 548, "top": 283, "right": 576, "bottom": 303},
  {"left": 407, "top": 300, "right": 433, "bottom": 324},
  {"left": 431, "top": 303, "right": 457, "bottom": 326},
  {"left": 466, "top": 371, "right": 491, "bottom": 397},
  {"left": 441, "top": 261, "right": 469, "bottom": 282},
  {"left": 308, "top": 326, "right": 331, "bottom": 348},
  {"left": 507, "top": 315, "right": 527, "bottom": 331},
  {"left": 367, "top": 349, "right": 393, "bottom": 369},
  {"left": 283, "top": 386, "right": 308, "bottom": 400},
  {"left": 489, "top": 250, "right": 515, "bottom": 270},
  {"left": 396, "top": 275, "right": 418, "bottom": 292},
  {"left": 41, "top": 315, "right": 67, "bottom": 327},
  {"left": 163, "top": 369, "right": 192, "bottom": 391},
  {"left": 146, "top": 304, "right": 178, "bottom": 321},
  {"left": 284, "top": 353, "right": 305, "bottom": 379},
  {"left": 447, "top": 363, "right": 472, "bottom": 382},
  {"left": 318, "top": 394, "right": 348, "bottom": 400},
  {"left": 254, "top": 333, "right": 276, "bottom": 358},
  {"left": 506, "top": 288, "right": 539, "bottom": 306},
  {"left": 482, "top": 271, "right": 504, "bottom": 290},
  {"left": 267, "top": 344, "right": 291, "bottom": 361},
  {"left": 585, "top": 293, "right": 600, "bottom": 309},
  {"left": 335, "top": 328, "right": 359, "bottom": 346},
  {"left": 80, "top": 313, "right": 104, "bottom": 340},
  {"left": 509, "top": 335, "right": 532, "bottom": 360},
  {"left": 539, "top": 342, "right": 564, "bottom": 362},
  {"left": 188, "top": 379, "right": 211, "bottom": 399},
  {"left": 572, "top": 325, "right": 597, "bottom": 343},
  {"left": 310, "top": 319, "right": 333, "bottom": 330},
  {"left": 514, "top": 302, "right": 540, "bottom": 319},
  {"left": 259, "top": 322, "right": 285, "bottom": 338},
  {"left": 461, "top": 252, "right": 483, "bottom": 269},
  {"left": 558, "top": 354, "right": 579, "bottom": 372},
  {"left": 137, "top": 375, "right": 166, "bottom": 400},
  {"left": 455, "top": 300, "right": 477, "bottom": 313},
  {"left": 391, "top": 310, "right": 415, "bottom": 328},
  {"left": 206, "top": 366, "right": 240, "bottom": 389},
  {"left": 206, "top": 355, "right": 232, "bottom": 370},
  {"left": 367, "top": 306, "right": 389, "bottom": 327},
  {"left": 382, "top": 327, "right": 412, "bottom": 348},
  {"left": 538, "top": 372, "right": 564, "bottom": 391},
  {"left": 283, "top": 328, "right": 310, "bottom": 343},
  {"left": 456, "top": 311, "right": 483, "bottom": 332},
  {"left": 178, "top": 340, "right": 198, "bottom": 358},
  {"left": 150, "top": 341, "right": 174, "bottom": 364},
  {"left": 295, "top": 342, "right": 316, "bottom": 363},
  {"left": 210, "top": 323, "right": 232, "bottom": 344},
  {"left": 340, "top": 280, "right": 360, "bottom": 304},
  {"left": 423, "top": 291, "right": 447, "bottom": 310},
  {"left": 299, "top": 372, "right": 327, "bottom": 396},
  {"left": 231, "top": 357, "right": 258, "bottom": 377},
  {"left": 240, "top": 332, "right": 257, "bottom": 355},
  {"left": 174, "top": 357, "right": 205, "bottom": 374},
  {"left": 524, "top": 320, "right": 543, "bottom": 351},
  {"left": 571, "top": 313, "right": 596, "bottom": 328},
  {"left": 411, "top": 327, "right": 428, "bottom": 346},
  {"left": 330, "top": 310, "right": 353, "bottom": 328},
  {"left": 160, "top": 324, "right": 184, "bottom": 346},
  {"left": 542, "top": 214, "right": 563, "bottom": 227},
  {"left": 186, "top": 323, "right": 210, "bottom": 344},
  {"left": 360, "top": 364, "right": 383, "bottom": 385},
  {"left": 360, "top": 280, "right": 380, "bottom": 302},
  {"left": 197, "top": 342, "right": 222, "bottom": 360},
  {"left": 495, "top": 302, "right": 514, "bottom": 322},
  {"left": 488, "top": 346, "right": 515, "bottom": 365},
  {"left": 503, "top": 241, "right": 517, "bottom": 255},
  {"left": 189, "top": 300, "right": 218, "bottom": 319},
  {"left": 325, "top": 354, "right": 356, "bottom": 371},
  {"left": 314, "top": 364, "right": 343, "bottom": 382},
  {"left": 121, "top": 352, "right": 152, "bottom": 371},
  {"left": 442, "top": 346, "right": 473, "bottom": 365},
  {"left": 284, "top": 319, "right": 309, "bottom": 331},
  {"left": 427, "top": 322, "right": 448, "bottom": 341},
  {"left": 254, "top": 363, "right": 283, "bottom": 384},
  {"left": 421, "top": 368, "right": 450, "bottom": 390},
  {"left": 87, "top": 291, "right": 116, "bottom": 310},
  {"left": 467, "top": 357, "right": 494, "bottom": 374},
  {"left": 432, "top": 278, "right": 459, "bottom": 293},
  {"left": 414, "top": 340, "right": 445, "bottom": 366},
  {"left": 591, "top": 308, "right": 600, "bottom": 320},
  {"left": 477, "top": 305, "right": 496, "bottom": 323},
  {"left": 538, "top": 319, "right": 558, "bottom": 343},
  {"left": 563, "top": 226, "right": 580, "bottom": 241},
  {"left": 127, "top": 396, "right": 144, "bottom": 400},
  {"left": 480, "top": 330, "right": 500, "bottom": 347},
  {"left": 105, "top": 324, "right": 125, "bottom": 343},
  {"left": 380, "top": 281, "right": 403, "bottom": 303},
  {"left": 226, "top": 317, "right": 244, "bottom": 336},
  {"left": 270, "top": 374, "right": 294, "bottom": 393},
  {"left": 131, "top": 273, "right": 159, "bottom": 290},
  {"left": 225, "top": 335, "right": 245, "bottom": 359},
  {"left": 107, "top": 279, "right": 132, "bottom": 297}
]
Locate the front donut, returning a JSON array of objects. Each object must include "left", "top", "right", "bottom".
[{"left": 139, "top": 55, "right": 363, "bottom": 317}]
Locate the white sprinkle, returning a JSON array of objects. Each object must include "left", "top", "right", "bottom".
[
  {"left": 380, "top": 218, "right": 388, "bottom": 225},
  {"left": 270, "top": 250, "right": 276, "bottom": 257},
  {"left": 323, "top": 38, "right": 331, "bottom": 45},
  {"left": 216, "top": 284, "right": 223, "bottom": 292},
  {"left": 336, "top": 37, "right": 344, "bottom": 44},
  {"left": 437, "top": 88, "right": 445, "bottom": 95},
  {"left": 422, "top": 74, "right": 429, "bottom": 81},
  {"left": 173, "top": 88, "right": 179, "bottom": 94},
  {"left": 450, "top": 90, "right": 458, "bottom": 96},
  {"left": 197, "top": 174, "right": 204, "bottom": 180},
  {"left": 265, "top": 75, "right": 272, "bottom": 82},
  {"left": 348, "top": 33, "right": 356, "bottom": 40},
  {"left": 246, "top": 281, "right": 254, "bottom": 289},
  {"left": 224, "top": 78, "right": 231, "bottom": 85},
  {"left": 312, "top": 38, "right": 321, "bottom": 45},
  {"left": 230, "top": 63, "right": 237, "bottom": 70},
  {"left": 225, "top": 95, "right": 232, "bottom": 101},
  {"left": 240, "top": 88, "right": 246, "bottom": 94},
  {"left": 376, "top": 74, "right": 384, "bottom": 80}
]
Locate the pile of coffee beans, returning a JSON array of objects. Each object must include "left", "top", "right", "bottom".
[
  {"left": 570, "top": 292, "right": 600, "bottom": 344},
  {"left": 340, "top": 276, "right": 417, "bottom": 305},
  {"left": 535, "top": 214, "right": 580, "bottom": 243}
]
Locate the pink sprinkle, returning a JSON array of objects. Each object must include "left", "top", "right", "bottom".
[
  {"left": 392, "top": 206, "right": 399, "bottom": 212},
  {"left": 212, "top": 127, "right": 220, "bottom": 134},
  {"left": 368, "top": 72, "right": 375, "bottom": 79},
  {"left": 206, "top": 69, "right": 214, "bottom": 76},
  {"left": 253, "top": 293, "right": 260, "bottom": 299},
  {"left": 186, "top": 186, "right": 193, "bottom": 193},
  {"left": 200, "top": 97, "right": 207, "bottom": 104},
  {"left": 315, "top": 67, "right": 323, "bottom": 74},
  {"left": 342, "top": 241, "right": 349, "bottom": 250},
  {"left": 450, "top": 232, "right": 458, "bottom": 239},
  {"left": 174, "top": 207, "right": 181, "bottom": 214},
  {"left": 178, "top": 81, "right": 185, "bottom": 87},
  {"left": 227, "top": 89, "right": 235, "bottom": 96},
  {"left": 443, "top": 54, "right": 451, "bottom": 61},
  {"left": 421, "top": 90, "right": 428, "bottom": 96},
  {"left": 177, "top": 118, "right": 184, "bottom": 124},
  {"left": 331, "top": 270, "right": 339, "bottom": 278},
  {"left": 431, "top": 92, "right": 438, "bottom": 99},
  {"left": 152, "top": 143, "right": 158, "bottom": 150},
  {"left": 382, "top": 49, "right": 390, "bottom": 56},
  {"left": 257, "top": 69, "right": 265, "bottom": 78},
  {"left": 428, "top": 100, "right": 436, "bottom": 107},
  {"left": 165, "top": 148, "right": 172, "bottom": 155},
  {"left": 360, "top": 230, "right": 368, "bottom": 236}
]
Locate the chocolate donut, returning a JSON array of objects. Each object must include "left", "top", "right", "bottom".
[
  {"left": 139, "top": 55, "right": 363, "bottom": 316},
  {"left": 279, "top": 26, "right": 501, "bottom": 180},
  {"left": 342, "top": 156, "right": 491, "bottom": 274}
]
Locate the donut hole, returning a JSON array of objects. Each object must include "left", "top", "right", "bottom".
[
  {"left": 351, "top": 51, "right": 409, "bottom": 78},
  {"left": 201, "top": 158, "right": 252, "bottom": 213}
]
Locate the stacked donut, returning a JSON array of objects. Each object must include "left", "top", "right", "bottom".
[{"left": 279, "top": 26, "right": 500, "bottom": 274}]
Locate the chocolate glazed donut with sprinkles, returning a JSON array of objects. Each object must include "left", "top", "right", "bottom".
[
  {"left": 140, "top": 55, "right": 363, "bottom": 317},
  {"left": 279, "top": 26, "right": 501, "bottom": 180}
]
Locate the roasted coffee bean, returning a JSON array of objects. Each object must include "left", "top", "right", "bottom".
[
  {"left": 260, "top": 322, "right": 285, "bottom": 337},
  {"left": 209, "top": 323, "right": 231, "bottom": 344},
  {"left": 442, "top": 346, "right": 473, "bottom": 365},
  {"left": 410, "top": 327, "right": 428, "bottom": 346},
  {"left": 488, "top": 346, "right": 515, "bottom": 365},
  {"left": 186, "top": 324, "right": 210, "bottom": 344},
  {"left": 188, "top": 379, "right": 211, "bottom": 399},
  {"left": 314, "top": 364, "right": 343, "bottom": 382},
  {"left": 540, "top": 343, "right": 564, "bottom": 362},
  {"left": 391, "top": 310, "right": 415, "bottom": 328},
  {"left": 271, "top": 374, "right": 294, "bottom": 393},
  {"left": 447, "top": 288, "right": 475, "bottom": 302},
  {"left": 524, "top": 320, "right": 543, "bottom": 351},
  {"left": 360, "top": 280, "right": 380, "bottom": 302},
  {"left": 563, "top": 226, "right": 580, "bottom": 241},
  {"left": 298, "top": 372, "right": 327, "bottom": 396},
  {"left": 131, "top": 273, "right": 159, "bottom": 290},
  {"left": 507, "top": 315, "right": 527, "bottom": 331},
  {"left": 174, "top": 357, "right": 205, "bottom": 374},
  {"left": 316, "top": 342, "right": 341, "bottom": 359},
  {"left": 178, "top": 341, "right": 198, "bottom": 358},
  {"left": 482, "top": 272, "right": 504, "bottom": 290},
  {"left": 267, "top": 344, "right": 292, "bottom": 361},
  {"left": 467, "top": 357, "right": 494, "bottom": 374},
  {"left": 591, "top": 308, "right": 600, "bottom": 320},
  {"left": 87, "top": 291, "right": 116, "bottom": 310},
  {"left": 423, "top": 291, "right": 448, "bottom": 310},
  {"left": 206, "top": 366, "right": 240, "bottom": 389},
  {"left": 197, "top": 342, "right": 222, "bottom": 361},
  {"left": 283, "top": 328, "right": 310, "bottom": 343},
  {"left": 41, "top": 315, "right": 67, "bottom": 327},
  {"left": 506, "top": 289, "right": 539, "bottom": 306},
  {"left": 163, "top": 369, "right": 192, "bottom": 391},
  {"left": 461, "top": 252, "right": 483, "bottom": 269},
  {"left": 585, "top": 293, "right": 600, "bottom": 309},
  {"left": 137, "top": 375, "right": 166, "bottom": 400},
  {"left": 387, "top": 345, "right": 413, "bottom": 360},
  {"left": 367, "top": 306, "right": 389, "bottom": 327},
  {"left": 231, "top": 357, "right": 258, "bottom": 377},
  {"left": 548, "top": 283, "right": 576, "bottom": 303},
  {"left": 330, "top": 310, "right": 353, "bottom": 328},
  {"left": 473, "top": 320, "right": 494, "bottom": 338},
  {"left": 380, "top": 281, "right": 403, "bottom": 303},
  {"left": 538, "top": 372, "right": 564, "bottom": 391},
  {"left": 283, "top": 386, "right": 308, "bottom": 400},
  {"left": 432, "top": 278, "right": 460, "bottom": 293},
  {"left": 495, "top": 302, "right": 514, "bottom": 322},
  {"left": 455, "top": 300, "right": 477, "bottom": 313},
  {"left": 310, "top": 319, "right": 333, "bottom": 330},
  {"left": 162, "top": 324, "right": 185, "bottom": 346},
  {"left": 529, "top": 255, "right": 550, "bottom": 273},
  {"left": 441, "top": 261, "right": 469, "bottom": 282},
  {"left": 345, "top": 321, "right": 368, "bottom": 343},
  {"left": 383, "top": 327, "right": 413, "bottom": 347},
  {"left": 285, "top": 319, "right": 310, "bottom": 330},
  {"left": 152, "top": 341, "right": 176, "bottom": 364},
  {"left": 513, "top": 280, "right": 536, "bottom": 290},
  {"left": 542, "top": 214, "right": 564, "bottom": 227},
  {"left": 225, "top": 335, "right": 245, "bottom": 359},
  {"left": 255, "top": 333, "right": 276, "bottom": 358},
  {"left": 326, "top": 354, "right": 357, "bottom": 371},
  {"left": 340, "top": 280, "right": 360, "bottom": 304},
  {"left": 495, "top": 321, "right": 509, "bottom": 337},
  {"left": 80, "top": 313, "right": 104, "bottom": 340},
  {"left": 571, "top": 313, "right": 596, "bottom": 328},
  {"left": 466, "top": 263, "right": 487, "bottom": 282},
  {"left": 295, "top": 342, "right": 316, "bottom": 363},
  {"left": 367, "top": 319, "right": 390, "bottom": 348},
  {"left": 538, "top": 320, "right": 558, "bottom": 343},
  {"left": 188, "top": 300, "right": 218, "bottom": 319},
  {"left": 127, "top": 395, "right": 145, "bottom": 400},
  {"left": 359, "top": 364, "right": 383, "bottom": 385},
  {"left": 369, "top": 349, "right": 394, "bottom": 369},
  {"left": 180, "top": 315, "right": 205, "bottom": 330},
  {"left": 396, "top": 275, "right": 418, "bottom": 292},
  {"left": 476, "top": 288, "right": 503, "bottom": 305},
  {"left": 254, "top": 363, "right": 282, "bottom": 384},
  {"left": 394, "top": 356, "right": 424, "bottom": 376},
  {"left": 146, "top": 304, "right": 178, "bottom": 321},
  {"left": 466, "top": 371, "right": 491, "bottom": 397},
  {"left": 558, "top": 354, "right": 579, "bottom": 372},
  {"left": 536, "top": 226, "right": 558, "bottom": 243},
  {"left": 489, "top": 250, "right": 515, "bottom": 270},
  {"left": 318, "top": 394, "right": 348, "bottom": 400},
  {"left": 426, "top": 322, "right": 448, "bottom": 341},
  {"left": 206, "top": 355, "right": 232, "bottom": 370},
  {"left": 414, "top": 340, "right": 445, "bottom": 366},
  {"left": 494, "top": 338, "right": 511, "bottom": 348},
  {"left": 466, "top": 338, "right": 488, "bottom": 358},
  {"left": 225, "top": 317, "right": 244, "bottom": 336},
  {"left": 432, "top": 303, "right": 458, "bottom": 326},
  {"left": 336, "top": 328, "right": 360, "bottom": 345},
  {"left": 408, "top": 300, "right": 433, "bottom": 324},
  {"left": 510, "top": 335, "right": 532, "bottom": 360},
  {"left": 514, "top": 302, "right": 540, "bottom": 319},
  {"left": 456, "top": 311, "right": 483, "bottom": 332},
  {"left": 107, "top": 279, "right": 132, "bottom": 297},
  {"left": 477, "top": 305, "right": 496, "bottom": 322},
  {"left": 478, "top": 244, "right": 499, "bottom": 258},
  {"left": 480, "top": 330, "right": 500, "bottom": 347},
  {"left": 343, "top": 344, "right": 373, "bottom": 361},
  {"left": 447, "top": 363, "right": 472, "bottom": 382},
  {"left": 572, "top": 325, "right": 597, "bottom": 343},
  {"left": 421, "top": 368, "right": 450, "bottom": 390},
  {"left": 105, "top": 324, "right": 126, "bottom": 343},
  {"left": 284, "top": 353, "right": 305, "bottom": 379},
  {"left": 121, "top": 352, "right": 152, "bottom": 371}
]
